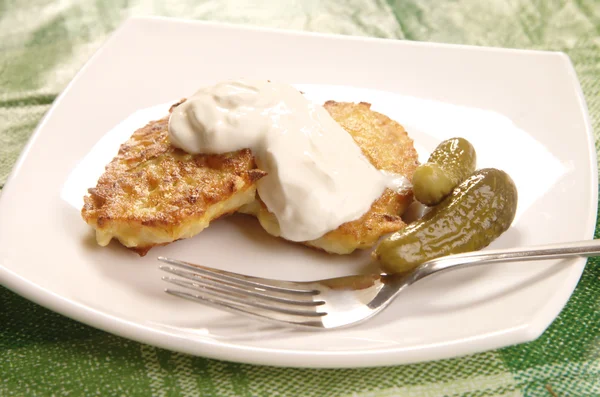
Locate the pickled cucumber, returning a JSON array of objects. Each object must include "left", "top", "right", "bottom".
[
  {"left": 413, "top": 137, "right": 476, "bottom": 206},
  {"left": 374, "top": 168, "right": 517, "bottom": 274}
]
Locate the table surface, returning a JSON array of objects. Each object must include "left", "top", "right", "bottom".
[{"left": 1, "top": 1, "right": 599, "bottom": 396}]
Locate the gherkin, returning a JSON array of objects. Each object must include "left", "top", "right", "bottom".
[
  {"left": 413, "top": 137, "right": 476, "bottom": 206},
  {"left": 374, "top": 168, "right": 518, "bottom": 274}
]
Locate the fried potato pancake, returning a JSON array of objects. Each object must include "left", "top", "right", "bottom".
[
  {"left": 82, "top": 100, "right": 418, "bottom": 256},
  {"left": 81, "top": 104, "right": 266, "bottom": 256},
  {"left": 240, "top": 101, "right": 419, "bottom": 254}
]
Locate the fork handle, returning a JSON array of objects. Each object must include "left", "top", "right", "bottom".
[{"left": 413, "top": 239, "right": 600, "bottom": 280}]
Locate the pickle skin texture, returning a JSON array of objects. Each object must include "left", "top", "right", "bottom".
[
  {"left": 374, "top": 168, "right": 518, "bottom": 274},
  {"left": 413, "top": 137, "right": 477, "bottom": 206}
]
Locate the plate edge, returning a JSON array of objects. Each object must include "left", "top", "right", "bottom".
[{"left": 128, "top": 15, "right": 569, "bottom": 58}]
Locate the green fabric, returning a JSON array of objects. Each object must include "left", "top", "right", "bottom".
[{"left": 1, "top": 0, "right": 599, "bottom": 395}]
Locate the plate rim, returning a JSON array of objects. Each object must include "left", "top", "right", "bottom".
[{"left": 0, "top": 16, "right": 597, "bottom": 368}]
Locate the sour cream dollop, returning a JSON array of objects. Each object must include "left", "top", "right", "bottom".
[{"left": 168, "top": 80, "right": 409, "bottom": 241}]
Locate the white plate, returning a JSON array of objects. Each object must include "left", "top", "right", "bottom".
[{"left": 0, "top": 17, "right": 596, "bottom": 368}]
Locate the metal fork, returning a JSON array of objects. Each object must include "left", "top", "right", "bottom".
[{"left": 158, "top": 240, "right": 600, "bottom": 330}]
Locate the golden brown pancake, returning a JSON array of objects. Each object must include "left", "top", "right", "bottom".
[
  {"left": 240, "top": 101, "right": 419, "bottom": 254},
  {"left": 81, "top": 103, "right": 266, "bottom": 256}
]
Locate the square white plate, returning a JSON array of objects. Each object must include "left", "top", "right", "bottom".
[{"left": 0, "top": 17, "right": 596, "bottom": 368}]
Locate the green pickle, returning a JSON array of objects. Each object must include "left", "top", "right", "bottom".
[
  {"left": 374, "top": 168, "right": 518, "bottom": 274},
  {"left": 413, "top": 137, "right": 476, "bottom": 206}
]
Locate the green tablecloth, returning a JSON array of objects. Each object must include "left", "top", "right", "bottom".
[{"left": 1, "top": 1, "right": 599, "bottom": 395}]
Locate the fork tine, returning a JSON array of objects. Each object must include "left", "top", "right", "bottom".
[
  {"left": 158, "top": 265, "right": 319, "bottom": 304},
  {"left": 162, "top": 276, "right": 325, "bottom": 307},
  {"left": 165, "top": 288, "right": 326, "bottom": 319},
  {"left": 165, "top": 290, "right": 325, "bottom": 328},
  {"left": 158, "top": 257, "right": 316, "bottom": 295}
]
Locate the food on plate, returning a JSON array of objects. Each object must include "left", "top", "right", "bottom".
[
  {"left": 374, "top": 168, "right": 518, "bottom": 274},
  {"left": 82, "top": 80, "right": 517, "bottom": 265},
  {"left": 81, "top": 103, "right": 266, "bottom": 256},
  {"left": 239, "top": 100, "right": 418, "bottom": 254},
  {"left": 412, "top": 137, "right": 476, "bottom": 206},
  {"left": 82, "top": 81, "right": 418, "bottom": 255}
]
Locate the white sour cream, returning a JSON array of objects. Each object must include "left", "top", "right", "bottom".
[{"left": 168, "top": 80, "right": 409, "bottom": 242}]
